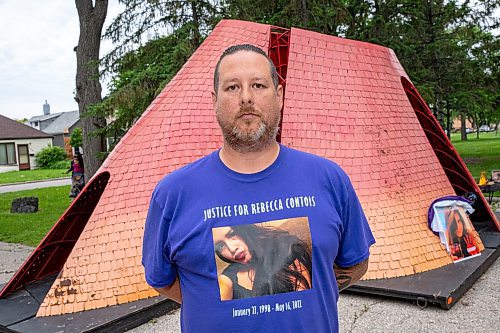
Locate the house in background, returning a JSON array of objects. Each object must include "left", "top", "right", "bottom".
[
  {"left": 0, "top": 114, "right": 53, "bottom": 173},
  {"left": 28, "top": 101, "right": 80, "bottom": 155},
  {"left": 28, "top": 100, "right": 62, "bottom": 131},
  {"left": 41, "top": 111, "right": 80, "bottom": 155},
  {"left": 452, "top": 116, "right": 473, "bottom": 132}
]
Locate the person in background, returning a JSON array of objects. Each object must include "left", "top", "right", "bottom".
[{"left": 66, "top": 153, "right": 84, "bottom": 198}]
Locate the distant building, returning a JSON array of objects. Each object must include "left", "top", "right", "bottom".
[
  {"left": 0, "top": 114, "right": 53, "bottom": 173},
  {"left": 452, "top": 117, "right": 473, "bottom": 131},
  {"left": 42, "top": 111, "right": 80, "bottom": 149},
  {"left": 28, "top": 101, "right": 80, "bottom": 155}
]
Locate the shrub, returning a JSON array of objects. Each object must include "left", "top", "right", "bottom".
[
  {"left": 35, "top": 146, "right": 67, "bottom": 168},
  {"left": 70, "top": 128, "right": 83, "bottom": 148},
  {"left": 46, "top": 160, "right": 71, "bottom": 169}
]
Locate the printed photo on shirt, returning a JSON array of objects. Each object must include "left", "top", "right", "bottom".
[
  {"left": 212, "top": 217, "right": 313, "bottom": 301},
  {"left": 435, "top": 206, "right": 481, "bottom": 262}
]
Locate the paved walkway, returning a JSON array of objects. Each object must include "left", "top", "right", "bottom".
[
  {"left": 0, "top": 178, "right": 71, "bottom": 193},
  {"left": 0, "top": 242, "right": 34, "bottom": 285}
]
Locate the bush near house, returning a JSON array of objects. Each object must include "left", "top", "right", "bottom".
[
  {"left": 45, "top": 160, "right": 71, "bottom": 170},
  {"left": 35, "top": 146, "right": 67, "bottom": 168},
  {"left": 70, "top": 128, "right": 83, "bottom": 149}
]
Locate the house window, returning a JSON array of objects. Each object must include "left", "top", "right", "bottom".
[{"left": 0, "top": 143, "right": 17, "bottom": 165}]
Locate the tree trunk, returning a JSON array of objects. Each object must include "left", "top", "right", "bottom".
[
  {"left": 190, "top": 1, "right": 201, "bottom": 48},
  {"left": 460, "top": 113, "right": 467, "bottom": 141},
  {"left": 471, "top": 114, "right": 479, "bottom": 139},
  {"left": 445, "top": 103, "right": 451, "bottom": 139},
  {"left": 435, "top": 92, "right": 445, "bottom": 132},
  {"left": 75, "top": 0, "right": 108, "bottom": 181},
  {"left": 300, "top": 0, "right": 309, "bottom": 28}
]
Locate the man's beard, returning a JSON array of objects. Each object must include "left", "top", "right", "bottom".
[{"left": 216, "top": 106, "right": 281, "bottom": 153}]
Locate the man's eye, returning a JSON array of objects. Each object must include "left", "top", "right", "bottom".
[
  {"left": 227, "top": 85, "right": 237, "bottom": 91},
  {"left": 253, "top": 83, "right": 264, "bottom": 89}
]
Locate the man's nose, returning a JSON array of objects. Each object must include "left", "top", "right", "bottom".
[{"left": 239, "top": 86, "right": 254, "bottom": 106}]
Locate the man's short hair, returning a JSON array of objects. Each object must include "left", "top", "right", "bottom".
[{"left": 213, "top": 44, "right": 279, "bottom": 94}]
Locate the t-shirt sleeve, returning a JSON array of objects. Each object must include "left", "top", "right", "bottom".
[
  {"left": 142, "top": 186, "right": 178, "bottom": 288},
  {"left": 334, "top": 174, "right": 376, "bottom": 268}
]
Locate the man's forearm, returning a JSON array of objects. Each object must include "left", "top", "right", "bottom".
[
  {"left": 153, "top": 277, "right": 182, "bottom": 304},
  {"left": 334, "top": 258, "right": 369, "bottom": 292}
]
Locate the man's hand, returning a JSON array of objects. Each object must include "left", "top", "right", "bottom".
[
  {"left": 153, "top": 277, "right": 182, "bottom": 304},
  {"left": 334, "top": 258, "right": 369, "bottom": 292}
]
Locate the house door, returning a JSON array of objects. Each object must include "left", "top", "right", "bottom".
[{"left": 17, "top": 145, "right": 30, "bottom": 170}]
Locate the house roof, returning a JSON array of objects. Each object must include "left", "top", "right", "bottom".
[
  {"left": 28, "top": 112, "right": 62, "bottom": 122},
  {"left": 0, "top": 114, "right": 53, "bottom": 140},
  {"left": 42, "top": 110, "right": 79, "bottom": 134}
]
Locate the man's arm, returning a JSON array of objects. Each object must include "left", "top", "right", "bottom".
[
  {"left": 334, "top": 258, "right": 369, "bottom": 292},
  {"left": 153, "top": 277, "right": 182, "bottom": 304}
]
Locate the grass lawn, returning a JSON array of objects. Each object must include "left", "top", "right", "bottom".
[
  {"left": 0, "top": 186, "right": 71, "bottom": 246},
  {"left": 0, "top": 169, "right": 69, "bottom": 185},
  {"left": 450, "top": 131, "right": 500, "bottom": 179}
]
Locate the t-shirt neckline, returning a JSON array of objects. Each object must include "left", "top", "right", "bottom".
[{"left": 213, "top": 144, "right": 287, "bottom": 182}]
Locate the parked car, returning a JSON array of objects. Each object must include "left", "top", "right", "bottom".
[
  {"left": 479, "top": 125, "right": 491, "bottom": 132},
  {"left": 466, "top": 128, "right": 474, "bottom": 134}
]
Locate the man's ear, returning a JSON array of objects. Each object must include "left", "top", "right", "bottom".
[
  {"left": 212, "top": 91, "right": 217, "bottom": 109},
  {"left": 277, "top": 85, "right": 284, "bottom": 109}
]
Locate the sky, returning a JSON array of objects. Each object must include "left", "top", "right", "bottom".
[{"left": 0, "top": 0, "right": 122, "bottom": 121}]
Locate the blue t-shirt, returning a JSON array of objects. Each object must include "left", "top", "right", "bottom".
[{"left": 143, "top": 145, "right": 375, "bottom": 332}]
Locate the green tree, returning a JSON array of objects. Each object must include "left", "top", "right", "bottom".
[
  {"left": 357, "top": 0, "right": 498, "bottom": 140},
  {"left": 90, "top": 1, "right": 220, "bottom": 155},
  {"left": 92, "top": 25, "right": 196, "bottom": 154},
  {"left": 102, "top": 0, "right": 218, "bottom": 72},
  {"left": 222, "top": 0, "right": 351, "bottom": 35},
  {"left": 447, "top": 25, "right": 499, "bottom": 139},
  {"left": 70, "top": 128, "right": 83, "bottom": 149}
]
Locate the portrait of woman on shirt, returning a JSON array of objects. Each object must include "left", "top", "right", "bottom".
[{"left": 212, "top": 223, "right": 313, "bottom": 301}]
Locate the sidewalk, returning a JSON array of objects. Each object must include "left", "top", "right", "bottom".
[{"left": 0, "top": 178, "right": 71, "bottom": 193}]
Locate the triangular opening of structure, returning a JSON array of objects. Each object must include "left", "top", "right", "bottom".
[
  {"left": 401, "top": 76, "right": 498, "bottom": 230},
  {"left": 0, "top": 171, "right": 110, "bottom": 297}
]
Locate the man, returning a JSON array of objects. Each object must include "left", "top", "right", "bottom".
[{"left": 142, "top": 44, "right": 375, "bottom": 332}]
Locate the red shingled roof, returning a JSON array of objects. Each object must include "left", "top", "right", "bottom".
[{"left": 0, "top": 114, "right": 52, "bottom": 140}]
